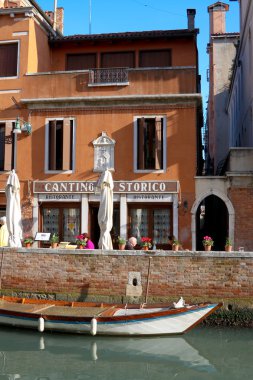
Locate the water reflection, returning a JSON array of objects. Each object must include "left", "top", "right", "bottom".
[{"left": 0, "top": 326, "right": 253, "bottom": 379}]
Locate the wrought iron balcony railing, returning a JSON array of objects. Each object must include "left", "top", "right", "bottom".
[{"left": 88, "top": 67, "right": 129, "bottom": 85}]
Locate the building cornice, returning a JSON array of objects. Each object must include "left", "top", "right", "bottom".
[{"left": 21, "top": 93, "right": 202, "bottom": 110}]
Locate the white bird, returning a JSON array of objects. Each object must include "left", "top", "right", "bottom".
[{"left": 173, "top": 297, "right": 185, "bottom": 308}]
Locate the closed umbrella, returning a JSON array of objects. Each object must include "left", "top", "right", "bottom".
[
  {"left": 97, "top": 169, "right": 114, "bottom": 250},
  {"left": 5, "top": 169, "right": 22, "bottom": 247}
]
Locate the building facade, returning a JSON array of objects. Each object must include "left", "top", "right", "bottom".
[
  {"left": 0, "top": 1, "right": 202, "bottom": 249},
  {"left": 196, "top": 0, "right": 253, "bottom": 252}
]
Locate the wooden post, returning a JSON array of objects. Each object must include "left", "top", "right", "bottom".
[{"left": 145, "top": 257, "right": 152, "bottom": 304}]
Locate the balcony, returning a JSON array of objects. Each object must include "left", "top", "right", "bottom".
[
  {"left": 21, "top": 67, "right": 199, "bottom": 108},
  {"left": 88, "top": 68, "right": 129, "bottom": 86}
]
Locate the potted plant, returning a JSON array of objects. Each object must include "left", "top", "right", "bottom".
[
  {"left": 141, "top": 237, "right": 152, "bottom": 251},
  {"left": 225, "top": 237, "right": 232, "bottom": 252},
  {"left": 75, "top": 234, "right": 87, "bottom": 249},
  {"left": 50, "top": 233, "right": 59, "bottom": 248},
  {"left": 172, "top": 239, "right": 181, "bottom": 251},
  {"left": 23, "top": 236, "right": 34, "bottom": 248},
  {"left": 202, "top": 236, "right": 214, "bottom": 251},
  {"left": 118, "top": 236, "right": 126, "bottom": 250}
]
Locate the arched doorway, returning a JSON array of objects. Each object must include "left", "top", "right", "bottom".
[{"left": 196, "top": 195, "right": 228, "bottom": 251}]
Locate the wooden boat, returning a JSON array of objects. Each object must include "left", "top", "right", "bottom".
[{"left": 0, "top": 296, "right": 222, "bottom": 336}]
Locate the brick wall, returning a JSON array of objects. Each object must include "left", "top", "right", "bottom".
[
  {"left": 1, "top": 249, "right": 253, "bottom": 305},
  {"left": 229, "top": 188, "right": 253, "bottom": 251}
]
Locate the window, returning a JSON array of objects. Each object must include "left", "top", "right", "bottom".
[
  {"left": 134, "top": 116, "right": 166, "bottom": 172},
  {"left": 41, "top": 204, "right": 80, "bottom": 243},
  {"left": 0, "top": 42, "right": 18, "bottom": 78},
  {"left": 46, "top": 118, "right": 75, "bottom": 172},
  {"left": 0, "top": 121, "right": 16, "bottom": 171},
  {"left": 66, "top": 53, "right": 96, "bottom": 71},
  {"left": 139, "top": 49, "right": 171, "bottom": 68},
  {"left": 101, "top": 52, "right": 135, "bottom": 68},
  {"left": 128, "top": 205, "right": 172, "bottom": 249}
]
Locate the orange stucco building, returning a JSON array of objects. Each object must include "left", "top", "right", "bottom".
[{"left": 0, "top": 1, "right": 203, "bottom": 249}]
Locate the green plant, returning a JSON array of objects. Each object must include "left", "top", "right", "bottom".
[
  {"left": 202, "top": 236, "right": 214, "bottom": 247},
  {"left": 141, "top": 237, "right": 152, "bottom": 248},
  {"left": 75, "top": 234, "right": 87, "bottom": 246},
  {"left": 50, "top": 233, "right": 59, "bottom": 244},
  {"left": 172, "top": 239, "right": 180, "bottom": 246},
  {"left": 225, "top": 237, "right": 232, "bottom": 246},
  {"left": 118, "top": 236, "right": 126, "bottom": 244},
  {"left": 23, "top": 236, "right": 34, "bottom": 244}
]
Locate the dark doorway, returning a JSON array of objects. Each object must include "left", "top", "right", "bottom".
[
  {"left": 89, "top": 203, "right": 120, "bottom": 249},
  {"left": 196, "top": 195, "right": 228, "bottom": 251}
]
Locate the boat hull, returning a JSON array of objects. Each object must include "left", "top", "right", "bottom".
[{"left": 0, "top": 298, "right": 222, "bottom": 336}]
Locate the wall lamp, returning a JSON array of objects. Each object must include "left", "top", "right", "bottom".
[{"left": 13, "top": 116, "right": 32, "bottom": 135}]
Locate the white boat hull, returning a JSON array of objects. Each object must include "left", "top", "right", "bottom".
[{"left": 0, "top": 303, "right": 219, "bottom": 336}]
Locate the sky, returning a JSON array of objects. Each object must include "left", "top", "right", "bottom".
[{"left": 38, "top": 0, "right": 239, "bottom": 114}]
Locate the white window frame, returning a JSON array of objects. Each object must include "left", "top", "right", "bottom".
[
  {"left": 0, "top": 40, "right": 20, "bottom": 80},
  {"left": 45, "top": 117, "right": 76, "bottom": 174},
  {"left": 133, "top": 115, "right": 167, "bottom": 173}
]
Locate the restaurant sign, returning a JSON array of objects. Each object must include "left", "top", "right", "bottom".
[{"left": 33, "top": 181, "right": 178, "bottom": 194}]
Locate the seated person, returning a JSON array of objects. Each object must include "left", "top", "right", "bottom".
[
  {"left": 82, "top": 233, "right": 95, "bottom": 249},
  {"left": 0, "top": 216, "right": 9, "bottom": 247},
  {"left": 168, "top": 235, "right": 176, "bottom": 250},
  {"left": 125, "top": 237, "right": 138, "bottom": 250}
]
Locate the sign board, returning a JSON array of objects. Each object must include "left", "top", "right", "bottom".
[
  {"left": 35, "top": 232, "right": 51, "bottom": 242},
  {"left": 33, "top": 181, "right": 179, "bottom": 194}
]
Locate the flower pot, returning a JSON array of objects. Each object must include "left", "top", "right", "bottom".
[
  {"left": 204, "top": 245, "right": 212, "bottom": 251},
  {"left": 118, "top": 244, "right": 126, "bottom": 250},
  {"left": 78, "top": 245, "right": 84, "bottom": 249},
  {"left": 172, "top": 245, "right": 179, "bottom": 251},
  {"left": 51, "top": 242, "right": 58, "bottom": 249},
  {"left": 25, "top": 243, "right": 31, "bottom": 248},
  {"left": 143, "top": 246, "right": 149, "bottom": 251},
  {"left": 225, "top": 245, "right": 232, "bottom": 252}
]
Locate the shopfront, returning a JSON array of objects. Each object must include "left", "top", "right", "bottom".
[{"left": 33, "top": 180, "right": 179, "bottom": 249}]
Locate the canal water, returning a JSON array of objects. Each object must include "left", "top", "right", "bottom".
[{"left": 0, "top": 326, "right": 252, "bottom": 380}]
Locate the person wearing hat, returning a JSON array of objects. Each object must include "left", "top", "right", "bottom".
[{"left": 0, "top": 216, "right": 9, "bottom": 247}]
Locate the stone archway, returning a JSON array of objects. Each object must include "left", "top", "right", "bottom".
[{"left": 191, "top": 190, "right": 235, "bottom": 251}]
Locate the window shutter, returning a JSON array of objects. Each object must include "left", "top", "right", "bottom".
[
  {"left": 137, "top": 117, "right": 145, "bottom": 170},
  {"left": 4, "top": 121, "right": 13, "bottom": 171},
  {"left": 49, "top": 120, "right": 57, "bottom": 170},
  {"left": 62, "top": 118, "right": 71, "bottom": 171},
  {"left": 0, "top": 43, "right": 18, "bottom": 77},
  {"left": 155, "top": 117, "right": 163, "bottom": 170}
]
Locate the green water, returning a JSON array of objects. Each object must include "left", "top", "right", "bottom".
[{"left": 0, "top": 326, "right": 252, "bottom": 379}]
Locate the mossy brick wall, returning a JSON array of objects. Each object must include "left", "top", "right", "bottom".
[{"left": 1, "top": 248, "right": 253, "bottom": 304}]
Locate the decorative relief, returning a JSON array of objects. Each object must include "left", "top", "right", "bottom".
[{"left": 93, "top": 131, "right": 115, "bottom": 172}]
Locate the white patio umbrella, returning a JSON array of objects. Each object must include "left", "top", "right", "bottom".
[
  {"left": 97, "top": 169, "right": 114, "bottom": 250},
  {"left": 5, "top": 169, "right": 22, "bottom": 247}
]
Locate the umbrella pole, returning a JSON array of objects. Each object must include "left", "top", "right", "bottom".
[{"left": 145, "top": 257, "right": 152, "bottom": 304}]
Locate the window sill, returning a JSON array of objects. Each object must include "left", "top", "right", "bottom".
[
  {"left": 134, "top": 169, "right": 166, "bottom": 174},
  {"left": 0, "top": 76, "right": 18, "bottom": 80},
  {"left": 88, "top": 82, "right": 129, "bottom": 87},
  {"left": 44, "top": 170, "right": 74, "bottom": 174}
]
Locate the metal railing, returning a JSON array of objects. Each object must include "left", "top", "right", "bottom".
[{"left": 89, "top": 67, "right": 128, "bottom": 85}]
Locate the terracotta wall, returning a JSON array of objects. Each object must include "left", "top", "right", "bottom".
[
  {"left": 51, "top": 38, "right": 197, "bottom": 71},
  {"left": 1, "top": 249, "right": 252, "bottom": 305}
]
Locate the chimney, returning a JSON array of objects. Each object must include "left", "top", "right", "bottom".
[
  {"left": 187, "top": 9, "right": 196, "bottom": 30},
  {"left": 208, "top": 2, "right": 229, "bottom": 35},
  {"left": 45, "top": 7, "right": 64, "bottom": 34},
  {"left": 56, "top": 7, "right": 64, "bottom": 34}
]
